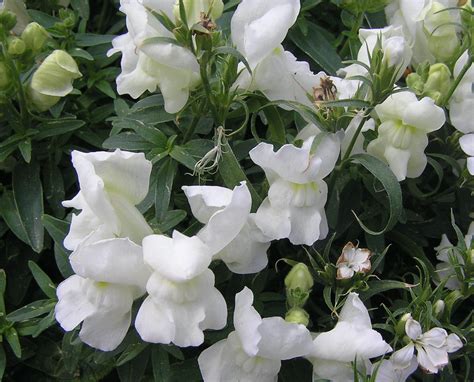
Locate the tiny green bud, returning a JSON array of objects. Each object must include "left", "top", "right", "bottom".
[
  {"left": 406, "top": 73, "right": 425, "bottom": 95},
  {"left": 285, "top": 308, "right": 310, "bottom": 327},
  {"left": 423, "top": 63, "right": 452, "bottom": 105},
  {"left": 0, "top": 10, "right": 17, "bottom": 31},
  {"left": 0, "top": 62, "right": 11, "bottom": 91},
  {"left": 433, "top": 299, "right": 445, "bottom": 319},
  {"left": 395, "top": 313, "right": 411, "bottom": 337},
  {"left": 21, "top": 22, "right": 49, "bottom": 53},
  {"left": 285, "top": 263, "right": 314, "bottom": 292},
  {"left": 28, "top": 50, "right": 81, "bottom": 111},
  {"left": 7, "top": 36, "right": 25, "bottom": 55}
]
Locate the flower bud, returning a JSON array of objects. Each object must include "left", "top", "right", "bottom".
[
  {"left": 433, "top": 299, "right": 445, "bottom": 319},
  {"left": 0, "top": 62, "right": 11, "bottom": 91},
  {"left": 285, "top": 308, "right": 310, "bottom": 327},
  {"left": 28, "top": 50, "right": 81, "bottom": 111},
  {"left": 395, "top": 313, "right": 411, "bottom": 337},
  {"left": 285, "top": 263, "right": 314, "bottom": 292},
  {"left": 21, "top": 22, "right": 49, "bottom": 53},
  {"left": 0, "top": 10, "right": 17, "bottom": 31},
  {"left": 423, "top": 63, "right": 452, "bottom": 105},
  {"left": 406, "top": 73, "right": 425, "bottom": 95},
  {"left": 382, "top": 36, "right": 407, "bottom": 69},
  {"left": 7, "top": 36, "right": 25, "bottom": 56},
  {"left": 174, "top": 0, "right": 224, "bottom": 28}
]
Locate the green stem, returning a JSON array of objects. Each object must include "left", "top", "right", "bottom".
[
  {"left": 442, "top": 55, "right": 473, "bottom": 106},
  {"left": 182, "top": 114, "right": 201, "bottom": 143},
  {"left": 199, "top": 52, "right": 219, "bottom": 123},
  {"left": 339, "top": 11, "right": 365, "bottom": 59},
  {"left": 342, "top": 114, "right": 369, "bottom": 162}
]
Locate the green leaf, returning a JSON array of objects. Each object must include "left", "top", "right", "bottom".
[
  {"left": 289, "top": 22, "right": 342, "bottom": 74},
  {"left": 42, "top": 215, "right": 69, "bottom": 252},
  {"left": 71, "top": 0, "right": 90, "bottom": 20},
  {"left": 219, "top": 137, "right": 262, "bottom": 210},
  {"left": 0, "top": 270, "right": 6, "bottom": 314},
  {"left": 18, "top": 139, "right": 32, "bottom": 163},
  {"left": 0, "top": 191, "right": 29, "bottom": 245},
  {"left": 75, "top": 33, "right": 115, "bottom": 47},
  {"left": 318, "top": 99, "right": 371, "bottom": 109},
  {"left": 156, "top": 210, "right": 187, "bottom": 233},
  {"left": 95, "top": 80, "right": 117, "bottom": 99},
  {"left": 54, "top": 243, "right": 73, "bottom": 279},
  {"left": 0, "top": 346, "right": 5, "bottom": 380},
  {"left": 28, "top": 261, "right": 56, "bottom": 299},
  {"left": 116, "top": 343, "right": 149, "bottom": 367},
  {"left": 350, "top": 154, "right": 403, "bottom": 235},
  {"left": 103, "top": 133, "right": 156, "bottom": 151},
  {"left": 155, "top": 159, "right": 177, "bottom": 221},
  {"left": 12, "top": 161, "right": 44, "bottom": 253},
  {"left": 43, "top": 161, "right": 65, "bottom": 217},
  {"left": 32, "top": 309, "right": 56, "bottom": 338},
  {"left": 35, "top": 120, "right": 85, "bottom": 140},
  {"left": 264, "top": 106, "right": 286, "bottom": 145},
  {"left": 28, "top": 10, "right": 60, "bottom": 27},
  {"left": 152, "top": 346, "right": 171, "bottom": 382},
  {"left": 7, "top": 299, "right": 56, "bottom": 322},
  {"left": 5, "top": 328, "right": 21, "bottom": 358},
  {"left": 212, "top": 46, "right": 252, "bottom": 75},
  {"left": 117, "top": 348, "right": 149, "bottom": 382},
  {"left": 359, "top": 280, "right": 414, "bottom": 301},
  {"left": 69, "top": 47, "right": 94, "bottom": 61}
]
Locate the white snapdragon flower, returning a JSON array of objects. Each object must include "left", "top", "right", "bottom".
[
  {"left": 231, "top": 0, "right": 322, "bottom": 107},
  {"left": 250, "top": 133, "right": 340, "bottom": 246},
  {"left": 459, "top": 134, "right": 474, "bottom": 175},
  {"left": 56, "top": 150, "right": 153, "bottom": 351},
  {"left": 342, "top": 26, "right": 412, "bottom": 83},
  {"left": 135, "top": 183, "right": 252, "bottom": 347},
  {"left": 336, "top": 242, "right": 372, "bottom": 280},
  {"left": 434, "top": 224, "right": 473, "bottom": 290},
  {"left": 308, "top": 293, "right": 393, "bottom": 382},
  {"left": 198, "top": 287, "right": 314, "bottom": 382},
  {"left": 372, "top": 353, "right": 418, "bottom": 382},
  {"left": 385, "top": 0, "right": 461, "bottom": 65},
  {"left": 367, "top": 91, "right": 445, "bottom": 181},
  {"left": 182, "top": 185, "right": 270, "bottom": 274},
  {"left": 449, "top": 50, "right": 474, "bottom": 134},
  {"left": 108, "top": 0, "right": 200, "bottom": 114},
  {"left": 395, "top": 315, "right": 463, "bottom": 374}
]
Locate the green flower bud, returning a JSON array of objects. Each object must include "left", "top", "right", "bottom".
[
  {"left": 423, "top": 63, "right": 452, "bottom": 105},
  {"left": 28, "top": 50, "right": 81, "bottom": 111},
  {"left": 285, "top": 263, "right": 314, "bottom": 292},
  {"left": 0, "top": 10, "right": 17, "bottom": 31},
  {"left": 0, "top": 62, "right": 11, "bottom": 91},
  {"left": 7, "top": 36, "right": 25, "bottom": 56},
  {"left": 174, "top": 0, "right": 224, "bottom": 28},
  {"left": 406, "top": 73, "right": 425, "bottom": 95},
  {"left": 21, "top": 22, "right": 49, "bottom": 53},
  {"left": 285, "top": 308, "right": 310, "bottom": 327},
  {"left": 433, "top": 299, "right": 445, "bottom": 319},
  {"left": 395, "top": 313, "right": 411, "bottom": 337},
  {"left": 445, "top": 290, "right": 463, "bottom": 313}
]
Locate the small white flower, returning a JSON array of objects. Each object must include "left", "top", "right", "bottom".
[
  {"left": 308, "top": 293, "right": 393, "bottom": 382},
  {"left": 336, "top": 242, "right": 372, "bottom": 280},
  {"left": 198, "top": 287, "right": 314, "bottom": 382},
  {"left": 367, "top": 91, "right": 446, "bottom": 181},
  {"left": 397, "top": 315, "right": 463, "bottom": 374},
  {"left": 372, "top": 352, "right": 418, "bottom": 382},
  {"left": 250, "top": 132, "right": 340, "bottom": 245},
  {"left": 460, "top": 134, "right": 474, "bottom": 175}
]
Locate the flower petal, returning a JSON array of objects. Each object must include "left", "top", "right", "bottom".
[
  {"left": 405, "top": 316, "right": 422, "bottom": 340},
  {"left": 135, "top": 296, "right": 175, "bottom": 344},
  {"left": 233, "top": 287, "right": 262, "bottom": 357},
  {"left": 182, "top": 185, "right": 234, "bottom": 224},
  {"left": 402, "top": 97, "right": 445, "bottom": 133},
  {"left": 446, "top": 333, "right": 463, "bottom": 353}
]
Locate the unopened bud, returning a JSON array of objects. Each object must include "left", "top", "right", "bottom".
[
  {"left": 21, "top": 22, "right": 49, "bottom": 53},
  {"left": 174, "top": 0, "right": 224, "bottom": 27},
  {"left": 285, "top": 263, "right": 314, "bottom": 292},
  {"left": 395, "top": 313, "right": 411, "bottom": 337},
  {"left": 285, "top": 308, "right": 310, "bottom": 327},
  {"left": 433, "top": 299, "right": 445, "bottom": 318},
  {"left": 0, "top": 10, "right": 17, "bottom": 30},
  {"left": 406, "top": 73, "right": 425, "bottom": 95},
  {"left": 423, "top": 63, "right": 452, "bottom": 105},
  {"left": 7, "top": 37, "right": 25, "bottom": 55},
  {"left": 29, "top": 50, "right": 81, "bottom": 111},
  {"left": 382, "top": 36, "right": 407, "bottom": 69}
]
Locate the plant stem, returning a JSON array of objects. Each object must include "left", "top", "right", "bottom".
[
  {"left": 342, "top": 113, "right": 369, "bottom": 162},
  {"left": 182, "top": 114, "right": 201, "bottom": 143},
  {"left": 442, "top": 55, "right": 473, "bottom": 106}
]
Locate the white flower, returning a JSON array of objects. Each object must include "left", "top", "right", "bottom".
[
  {"left": 342, "top": 26, "right": 412, "bottom": 83},
  {"left": 367, "top": 91, "right": 445, "bottom": 181},
  {"left": 62, "top": 150, "right": 153, "bottom": 250},
  {"left": 108, "top": 0, "right": 200, "bottom": 114},
  {"left": 336, "top": 242, "right": 372, "bottom": 280},
  {"left": 449, "top": 50, "right": 474, "bottom": 134},
  {"left": 56, "top": 149, "right": 154, "bottom": 351},
  {"left": 231, "top": 0, "right": 321, "bottom": 107},
  {"left": 0, "top": 0, "right": 30, "bottom": 33},
  {"left": 396, "top": 315, "right": 463, "bottom": 374},
  {"left": 386, "top": 0, "right": 461, "bottom": 65},
  {"left": 182, "top": 184, "right": 270, "bottom": 274},
  {"left": 198, "top": 287, "right": 313, "bottom": 382},
  {"left": 460, "top": 134, "right": 474, "bottom": 175},
  {"left": 434, "top": 224, "right": 473, "bottom": 290},
  {"left": 135, "top": 183, "right": 252, "bottom": 347},
  {"left": 372, "top": 353, "right": 418, "bottom": 382},
  {"left": 250, "top": 132, "right": 340, "bottom": 245},
  {"left": 308, "top": 293, "right": 393, "bottom": 382}
]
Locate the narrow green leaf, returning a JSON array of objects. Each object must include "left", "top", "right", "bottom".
[
  {"left": 359, "top": 280, "right": 414, "bottom": 301},
  {"left": 5, "top": 328, "right": 21, "bottom": 358},
  {"left": 212, "top": 46, "right": 252, "bottom": 75},
  {"left": 75, "top": 33, "right": 115, "bottom": 47},
  {"left": 103, "top": 133, "right": 155, "bottom": 151},
  {"left": 0, "top": 191, "right": 29, "bottom": 245},
  {"left": 0, "top": 346, "right": 5, "bottom": 380},
  {"left": 350, "top": 154, "right": 403, "bottom": 235},
  {"left": 42, "top": 215, "right": 69, "bottom": 251},
  {"left": 12, "top": 161, "right": 44, "bottom": 253},
  {"left": 18, "top": 139, "right": 32, "bottom": 163},
  {"left": 156, "top": 210, "right": 187, "bottom": 233},
  {"left": 32, "top": 309, "right": 56, "bottom": 338},
  {"left": 152, "top": 346, "right": 171, "bottom": 382},
  {"left": 117, "top": 348, "right": 150, "bottom": 382},
  {"left": 155, "top": 159, "right": 177, "bottom": 221},
  {"left": 35, "top": 120, "right": 85, "bottom": 140},
  {"left": 116, "top": 343, "right": 149, "bottom": 367},
  {"left": 0, "top": 270, "right": 6, "bottom": 314},
  {"left": 264, "top": 106, "right": 286, "bottom": 145},
  {"left": 7, "top": 299, "right": 56, "bottom": 322},
  {"left": 28, "top": 261, "right": 56, "bottom": 299}
]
